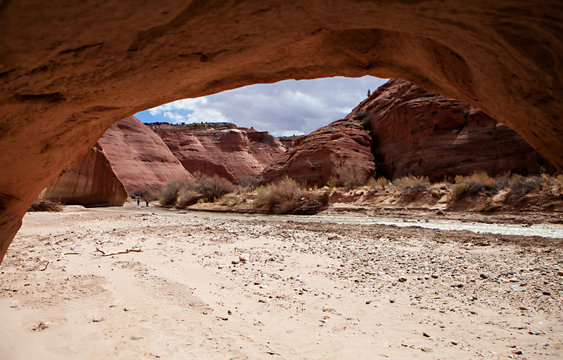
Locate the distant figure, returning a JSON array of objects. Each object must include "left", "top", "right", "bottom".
[
  {"left": 367, "top": 89, "right": 371, "bottom": 97},
  {"left": 145, "top": 199, "right": 149, "bottom": 207},
  {"left": 137, "top": 198, "right": 140, "bottom": 206}
]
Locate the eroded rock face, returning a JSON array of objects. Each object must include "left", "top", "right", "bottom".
[
  {"left": 0, "top": 1, "right": 562, "bottom": 261},
  {"left": 258, "top": 119, "right": 376, "bottom": 186},
  {"left": 149, "top": 123, "right": 285, "bottom": 184},
  {"left": 40, "top": 145, "right": 127, "bottom": 206},
  {"left": 349, "top": 79, "right": 555, "bottom": 181},
  {"left": 98, "top": 116, "right": 193, "bottom": 194}
]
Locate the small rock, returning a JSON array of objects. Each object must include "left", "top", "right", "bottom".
[
  {"left": 33, "top": 322, "right": 51, "bottom": 331},
  {"left": 509, "top": 278, "right": 519, "bottom": 282},
  {"left": 422, "top": 332, "right": 430, "bottom": 337},
  {"left": 431, "top": 274, "right": 439, "bottom": 279},
  {"left": 239, "top": 253, "right": 250, "bottom": 262},
  {"left": 398, "top": 277, "right": 407, "bottom": 282},
  {"left": 365, "top": 300, "right": 372, "bottom": 304},
  {"left": 451, "top": 341, "right": 458, "bottom": 345},
  {"left": 542, "top": 291, "right": 551, "bottom": 296},
  {"left": 389, "top": 299, "right": 395, "bottom": 303},
  {"left": 511, "top": 350, "right": 523, "bottom": 355},
  {"left": 130, "top": 336, "right": 143, "bottom": 341},
  {"left": 420, "top": 347, "right": 432, "bottom": 352},
  {"left": 327, "top": 234, "right": 339, "bottom": 240},
  {"left": 480, "top": 273, "right": 489, "bottom": 279},
  {"left": 231, "top": 260, "right": 239, "bottom": 265}
]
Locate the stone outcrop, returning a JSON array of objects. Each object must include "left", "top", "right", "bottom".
[
  {"left": 40, "top": 145, "right": 127, "bottom": 206},
  {"left": 149, "top": 123, "right": 285, "bottom": 184},
  {"left": 277, "top": 136, "right": 301, "bottom": 149},
  {"left": 0, "top": 1, "right": 562, "bottom": 261},
  {"left": 258, "top": 119, "right": 376, "bottom": 186},
  {"left": 98, "top": 116, "right": 193, "bottom": 194},
  {"left": 349, "top": 79, "right": 555, "bottom": 181}
]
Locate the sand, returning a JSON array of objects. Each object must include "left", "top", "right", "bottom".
[{"left": 1, "top": 203, "right": 561, "bottom": 359}]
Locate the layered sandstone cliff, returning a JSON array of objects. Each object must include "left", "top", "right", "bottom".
[
  {"left": 258, "top": 119, "right": 375, "bottom": 186},
  {"left": 349, "top": 79, "right": 555, "bottom": 181},
  {"left": 260, "top": 79, "right": 554, "bottom": 185},
  {"left": 149, "top": 123, "right": 285, "bottom": 184},
  {"left": 41, "top": 145, "right": 127, "bottom": 206},
  {"left": 99, "top": 116, "right": 193, "bottom": 194}
]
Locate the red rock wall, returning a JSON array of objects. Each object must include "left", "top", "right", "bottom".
[
  {"left": 349, "top": 79, "right": 555, "bottom": 181},
  {"left": 1, "top": 1, "right": 562, "bottom": 261},
  {"left": 98, "top": 116, "right": 193, "bottom": 194},
  {"left": 258, "top": 119, "right": 376, "bottom": 186},
  {"left": 41, "top": 145, "right": 127, "bottom": 206},
  {"left": 149, "top": 123, "right": 286, "bottom": 184}
]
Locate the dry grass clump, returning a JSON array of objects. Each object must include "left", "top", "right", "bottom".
[
  {"left": 367, "top": 177, "right": 390, "bottom": 191},
  {"left": 159, "top": 173, "right": 234, "bottom": 208},
  {"left": 504, "top": 174, "right": 543, "bottom": 201},
  {"left": 449, "top": 172, "right": 497, "bottom": 201},
  {"left": 28, "top": 200, "right": 63, "bottom": 212},
  {"left": 255, "top": 177, "right": 328, "bottom": 215},
  {"left": 392, "top": 175, "right": 430, "bottom": 194}
]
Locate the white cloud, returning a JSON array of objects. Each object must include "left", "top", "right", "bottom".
[{"left": 136, "top": 76, "right": 387, "bottom": 135}]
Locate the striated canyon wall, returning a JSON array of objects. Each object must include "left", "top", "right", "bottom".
[
  {"left": 99, "top": 117, "right": 193, "bottom": 194},
  {"left": 149, "top": 123, "right": 285, "bottom": 184},
  {"left": 41, "top": 145, "right": 127, "bottom": 206}
]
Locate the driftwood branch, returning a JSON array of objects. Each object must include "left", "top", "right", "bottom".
[
  {"left": 39, "top": 261, "right": 49, "bottom": 271},
  {"left": 96, "top": 247, "right": 142, "bottom": 256}
]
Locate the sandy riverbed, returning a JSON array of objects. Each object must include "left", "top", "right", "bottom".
[{"left": 1, "top": 204, "right": 561, "bottom": 359}]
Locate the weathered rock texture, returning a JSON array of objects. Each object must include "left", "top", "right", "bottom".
[
  {"left": 99, "top": 117, "right": 193, "bottom": 194},
  {"left": 149, "top": 123, "right": 285, "bottom": 184},
  {"left": 0, "top": 1, "right": 562, "bottom": 261},
  {"left": 349, "top": 79, "right": 556, "bottom": 181},
  {"left": 277, "top": 136, "right": 302, "bottom": 150},
  {"left": 258, "top": 120, "right": 376, "bottom": 186},
  {"left": 40, "top": 145, "right": 127, "bottom": 206}
]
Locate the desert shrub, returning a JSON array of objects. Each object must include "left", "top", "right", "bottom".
[
  {"left": 326, "top": 177, "right": 339, "bottom": 189},
  {"left": 392, "top": 175, "right": 430, "bottom": 194},
  {"left": 449, "top": 172, "right": 496, "bottom": 201},
  {"left": 194, "top": 172, "right": 235, "bottom": 202},
  {"left": 176, "top": 189, "right": 201, "bottom": 209},
  {"left": 255, "top": 177, "right": 304, "bottom": 213},
  {"left": 254, "top": 177, "right": 328, "bottom": 215},
  {"left": 367, "top": 177, "right": 390, "bottom": 191},
  {"left": 28, "top": 200, "right": 63, "bottom": 212},
  {"left": 505, "top": 174, "right": 542, "bottom": 200},
  {"left": 159, "top": 177, "right": 196, "bottom": 207},
  {"left": 340, "top": 167, "right": 367, "bottom": 191},
  {"left": 555, "top": 174, "right": 563, "bottom": 193}
]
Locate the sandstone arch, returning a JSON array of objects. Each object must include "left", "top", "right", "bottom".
[{"left": 0, "top": 1, "right": 561, "bottom": 262}]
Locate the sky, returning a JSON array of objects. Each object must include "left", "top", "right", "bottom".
[{"left": 135, "top": 76, "right": 387, "bottom": 136}]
